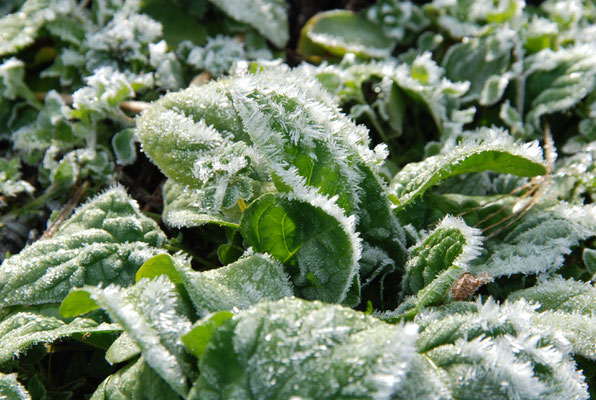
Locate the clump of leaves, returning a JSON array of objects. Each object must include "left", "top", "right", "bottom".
[{"left": 1, "top": 0, "right": 596, "bottom": 399}]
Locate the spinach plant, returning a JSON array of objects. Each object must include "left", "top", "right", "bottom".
[{"left": 1, "top": 0, "right": 596, "bottom": 399}]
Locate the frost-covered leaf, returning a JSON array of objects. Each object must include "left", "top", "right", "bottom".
[
  {"left": 138, "top": 66, "right": 405, "bottom": 298},
  {"left": 390, "top": 128, "right": 547, "bottom": 209},
  {"left": 365, "top": 0, "right": 429, "bottom": 45},
  {"left": 162, "top": 179, "right": 242, "bottom": 229},
  {"left": 0, "top": 0, "right": 74, "bottom": 56},
  {"left": 90, "top": 357, "right": 179, "bottom": 400},
  {"left": 442, "top": 31, "right": 514, "bottom": 104},
  {"left": 0, "top": 372, "right": 30, "bottom": 399},
  {"left": 207, "top": 0, "right": 288, "bottom": 48},
  {"left": 62, "top": 276, "right": 196, "bottom": 398},
  {"left": 240, "top": 194, "right": 358, "bottom": 303},
  {"left": 141, "top": 252, "right": 292, "bottom": 317},
  {"left": 508, "top": 277, "right": 596, "bottom": 359},
  {"left": 0, "top": 186, "right": 166, "bottom": 307},
  {"left": 0, "top": 58, "right": 38, "bottom": 105},
  {"left": 190, "top": 297, "right": 419, "bottom": 400},
  {"left": 414, "top": 298, "right": 589, "bottom": 399},
  {"left": 111, "top": 128, "right": 137, "bottom": 166},
  {"left": 471, "top": 203, "right": 596, "bottom": 277},
  {"left": 298, "top": 10, "right": 393, "bottom": 60},
  {"left": 105, "top": 332, "right": 141, "bottom": 365},
  {"left": 187, "top": 35, "right": 246, "bottom": 77},
  {"left": 392, "top": 216, "right": 483, "bottom": 319},
  {"left": 0, "top": 157, "right": 34, "bottom": 199},
  {"left": 525, "top": 45, "right": 596, "bottom": 127},
  {"left": 0, "top": 309, "right": 119, "bottom": 364}
]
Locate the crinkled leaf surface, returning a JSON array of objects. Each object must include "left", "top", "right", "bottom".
[
  {"left": 90, "top": 357, "right": 179, "bottom": 400},
  {"left": 240, "top": 194, "right": 358, "bottom": 303},
  {"left": 0, "top": 372, "right": 30, "bottom": 400},
  {"left": 162, "top": 179, "right": 241, "bottom": 229},
  {"left": 190, "top": 297, "right": 419, "bottom": 400},
  {"left": 509, "top": 277, "right": 596, "bottom": 359},
  {"left": 414, "top": 299, "right": 589, "bottom": 400},
  {"left": 471, "top": 203, "right": 596, "bottom": 277},
  {"left": 390, "top": 128, "right": 547, "bottom": 209},
  {"left": 171, "top": 252, "right": 293, "bottom": 317},
  {"left": 0, "top": 310, "right": 119, "bottom": 364},
  {"left": 62, "top": 276, "right": 195, "bottom": 398},
  {"left": 0, "top": 186, "right": 166, "bottom": 307}
]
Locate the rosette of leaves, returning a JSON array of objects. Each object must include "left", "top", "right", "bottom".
[{"left": 136, "top": 65, "right": 407, "bottom": 305}]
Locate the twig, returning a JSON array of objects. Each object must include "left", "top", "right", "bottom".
[{"left": 41, "top": 182, "right": 89, "bottom": 239}]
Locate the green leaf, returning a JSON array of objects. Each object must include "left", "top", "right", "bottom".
[
  {"left": 298, "top": 10, "right": 393, "bottom": 60},
  {"left": 390, "top": 128, "right": 547, "bottom": 209},
  {"left": 240, "top": 194, "right": 358, "bottom": 303},
  {"left": 583, "top": 248, "right": 596, "bottom": 275},
  {"left": 90, "top": 357, "right": 180, "bottom": 400},
  {"left": 172, "top": 252, "right": 293, "bottom": 317},
  {"left": 135, "top": 254, "right": 183, "bottom": 284},
  {"left": 0, "top": 309, "right": 119, "bottom": 364},
  {"left": 181, "top": 311, "right": 233, "bottom": 359},
  {"left": 190, "top": 297, "right": 419, "bottom": 400},
  {"left": 68, "top": 276, "right": 196, "bottom": 398},
  {"left": 471, "top": 203, "right": 596, "bottom": 277},
  {"left": 0, "top": 373, "right": 30, "bottom": 400},
  {"left": 59, "top": 290, "right": 99, "bottom": 318},
  {"left": 105, "top": 333, "right": 141, "bottom": 366},
  {"left": 162, "top": 179, "right": 241, "bottom": 229},
  {"left": 0, "top": 186, "right": 167, "bottom": 307},
  {"left": 208, "top": 0, "right": 288, "bottom": 48},
  {"left": 392, "top": 215, "right": 483, "bottom": 319},
  {"left": 112, "top": 129, "right": 137, "bottom": 166}
]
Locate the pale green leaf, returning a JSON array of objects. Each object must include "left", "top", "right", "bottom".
[
  {"left": 207, "top": 0, "right": 288, "bottom": 48},
  {"left": 583, "top": 248, "right": 596, "bottom": 275},
  {"left": 190, "top": 297, "right": 419, "bottom": 400},
  {"left": 240, "top": 194, "right": 358, "bottom": 303},
  {"left": 65, "top": 276, "right": 196, "bottom": 398},
  {"left": 390, "top": 128, "right": 547, "bottom": 209},
  {"left": 0, "top": 373, "right": 30, "bottom": 400},
  {"left": 90, "top": 357, "right": 180, "bottom": 400},
  {"left": 181, "top": 311, "right": 233, "bottom": 359},
  {"left": 0, "top": 186, "right": 166, "bottom": 307}
]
